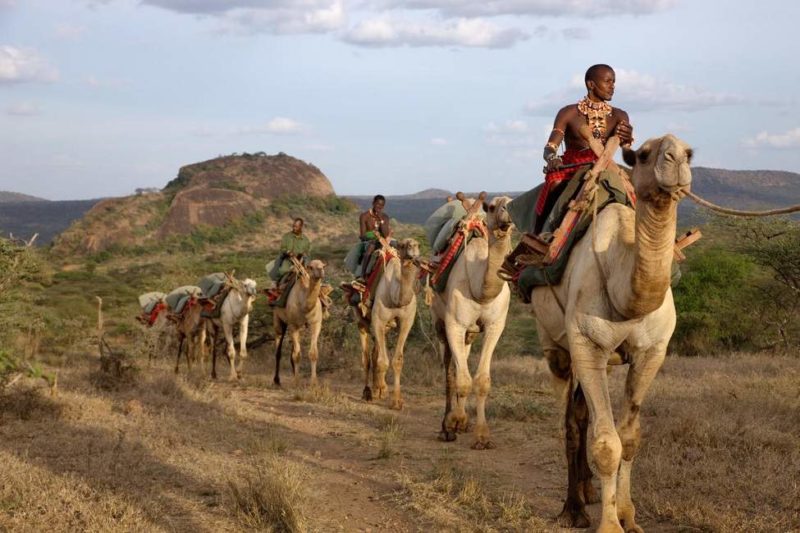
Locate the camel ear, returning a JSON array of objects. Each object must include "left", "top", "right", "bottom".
[
  {"left": 622, "top": 147, "right": 636, "bottom": 167},
  {"left": 483, "top": 202, "right": 490, "bottom": 213}
]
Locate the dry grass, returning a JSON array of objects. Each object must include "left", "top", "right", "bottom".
[
  {"left": 226, "top": 456, "right": 308, "bottom": 533},
  {"left": 623, "top": 353, "right": 800, "bottom": 532},
  {"left": 393, "top": 453, "right": 554, "bottom": 532},
  {"left": 375, "top": 414, "right": 403, "bottom": 459}
]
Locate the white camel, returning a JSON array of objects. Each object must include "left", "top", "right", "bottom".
[
  {"left": 431, "top": 195, "right": 514, "bottom": 449},
  {"left": 209, "top": 275, "right": 257, "bottom": 380},
  {"left": 529, "top": 134, "right": 693, "bottom": 532},
  {"left": 272, "top": 259, "right": 326, "bottom": 387},
  {"left": 358, "top": 238, "right": 421, "bottom": 409}
]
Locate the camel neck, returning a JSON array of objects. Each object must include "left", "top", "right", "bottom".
[
  {"left": 396, "top": 259, "right": 419, "bottom": 308},
  {"left": 302, "top": 276, "right": 322, "bottom": 313},
  {"left": 613, "top": 195, "right": 676, "bottom": 318},
  {"left": 478, "top": 228, "right": 512, "bottom": 303}
]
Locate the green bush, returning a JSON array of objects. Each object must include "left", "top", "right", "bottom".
[{"left": 672, "top": 248, "right": 760, "bottom": 354}]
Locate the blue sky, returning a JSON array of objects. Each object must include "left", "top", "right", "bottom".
[{"left": 1, "top": 0, "right": 799, "bottom": 200}]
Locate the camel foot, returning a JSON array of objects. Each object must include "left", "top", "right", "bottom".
[
  {"left": 596, "top": 521, "right": 624, "bottom": 533},
  {"left": 273, "top": 376, "right": 282, "bottom": 388},
  {"left": 470, "top": 439, "right": 495, "bottom": 450},
  {"left": 438, "top": 430, "right": 457, "bottom": 442},
  {"left": 557, "top": 498, "right": 590, "bottom": 529},
  {"left": 362, "top": 386, "right": 373, "bottom": 401},
  {"left": 390, "top": 398, "right": 404, "bottom": 410},
  {"left": 620, "top": 522, "right": 643, "bottom": 533},
  {"left": 374, "top": 385, "right": 387, "bottom": 400},
  {"left": 582, "top": 480, "right": 600, "bottom": 505}
]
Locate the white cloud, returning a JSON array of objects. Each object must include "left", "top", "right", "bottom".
[
  {"left": 144, "top": 0, "right": 346, "bottom": 34},
  {"left": 430, "top": 137, "right": 449, "bottom": 145},
  {"left": 742, "top": 128, "right": 800, "bottom": 150},
  {"left": 344, "top": 16, "right": 527, "bottom": 48},
  {"left": 526, "top": 68, "right": 746, "bottom": 115},
  {"left": 54, "top": 23, "right": 87, "bottom": 40},
  {"left": 6, "top": 101, "right": 41, "bottom": 116},
  {"left": 561, "top": 27, "right": 590, "bottom": 40},
  {"left": 239, "top": 117, "right": 307, "bottom": 135},
  {"left": 0, "top": 46, "right": 58, "bottom": 84},
  {"left": 375, "top": 0, "right": 676, "bottom": 18}
]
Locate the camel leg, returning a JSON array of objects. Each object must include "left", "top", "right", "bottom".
[
  {"left": 444, "top": 323, "right": 470, "bottom": 435},
  {"left": 437, "top": 318, "right": 457, "bottom": 441},
  {"left": 571, "top": 338, "right": 622, "bottom": 533},
  {"left": 197, "top": 325, "right": 207, "bottom": 378},
  {"left": 236, "top": 315, "right": 249, "bottom": 376},
  {"left": 544, "top": 344, "right": 595, "bottom": 526},
  {"left": 617, "top": 347, "right": 666, "bottom": 533},
  {"left": 273, "top": 318, "right": 286, "bottom": 387},
  {"left": 471, "top": 321, "right": 504, "bottom": 450},
  {"left": 390, "top": 313, "right": 413, "bottom": 410},
  {"left": 223, "top": 321, "right": 237, "bottom": 381},
  {"left": 175, "top": 335, "right": 184, "bottom": 374},
  {"left": 371, "top": 319, "right": 390, "bottom": 400},
  {"left": 290, "top": 328, "right": 302, "bottom": 387},
  {"left": 358, "top": 323, "right": 372, "bottom": 401},
  {"left": 211, "top": 325, "right": 218, "bottom": 380},
  {"left": 308, "top": 319, "right": 321, "bottom": 388}
]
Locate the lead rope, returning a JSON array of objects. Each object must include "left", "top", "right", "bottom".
[{"left": 686, "top": 191, "right": 800, "bottom": 217}]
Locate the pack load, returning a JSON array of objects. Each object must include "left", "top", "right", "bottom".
[
  {"left": 422, "top": 193, "right": 488, "bottom": 294},
  {"left": 197, "top": 272, "right": 230, "bottom": 318},
  {"left": 137, "top": 291, "right": 167, "bottom": 326},
  {"left": 165, "top": 286, "right": 203, "bottom": 315}
]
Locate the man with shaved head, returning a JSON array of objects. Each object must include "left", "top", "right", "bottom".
[{"left": 534, "top": 64, "right": 634, "bottom": 231}]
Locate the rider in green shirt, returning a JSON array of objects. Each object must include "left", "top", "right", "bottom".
[{"left": 270, "top": 218, "right": 311, "bottom": 283}]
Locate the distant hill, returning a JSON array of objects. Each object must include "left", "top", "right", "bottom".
[
  {"left": 0, "top": 199, "right": 102, "bottom": 245},
  {"left": 0, "top": 191, "right": 48, "bottom": 203},
  {"left": 4, "top": 164, "right": 799, "bottom": 250},
  {"left": 53, "top": 151, "right": 343, "bottom": 256}
]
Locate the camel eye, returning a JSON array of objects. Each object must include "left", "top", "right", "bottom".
[{"left": 638, "top": 149, "right": 650, "bottom": 164}]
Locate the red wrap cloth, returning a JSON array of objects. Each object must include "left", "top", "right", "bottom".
[{"left": 535, "top": 148, "right": 598, "bottom": 215}]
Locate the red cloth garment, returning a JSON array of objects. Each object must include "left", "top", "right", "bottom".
[{"left": 535, "top": 148, "right": 598, "bottom": 215}]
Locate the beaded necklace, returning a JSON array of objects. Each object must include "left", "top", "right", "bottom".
[
  {"left": 368, "top": 209, "right": 383, "bottom": 230},
  {"left": 577, "top": 97, "right": 613, "bottom": 140}
]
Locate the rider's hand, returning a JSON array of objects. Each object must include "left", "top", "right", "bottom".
[
  {"left": 616, "top": 121, "right": 634, "bottom": 146},
  {"left": 545, "top": 156, "right": 563, "bottom": 172}
]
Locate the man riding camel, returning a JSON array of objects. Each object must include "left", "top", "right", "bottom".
[
  {"left": 267, "top": 217, "right": 311, "bottom": 299},
  {"left": 356, "top": 194, "right": 392, "bottom": 281},
  {"left": 535, "top": 64, "right": 634, "bottom": 234}
]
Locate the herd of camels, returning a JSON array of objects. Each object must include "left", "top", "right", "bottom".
[{"left": 150, "top": 133, "right": 693, "bottom": 533}]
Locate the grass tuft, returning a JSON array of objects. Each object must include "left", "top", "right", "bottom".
[{"left": 227, "top": 456, "right": 308, "bottom": 533}]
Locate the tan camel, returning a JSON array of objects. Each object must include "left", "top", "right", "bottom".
[
  {"left": 358, "top": 238, "right": 421, "bottom": 409},
  {"left": 530, "top": 134, "right": 692, "bottom": 532},
  {"left": 172, "top": 297, "right": 208, "bottom": 374},
  {"left": 431, "top": 195, "right": 514, "bottom": 449},
  {"left": 272, "top": 259, "right": 326, "bottom": 387}
]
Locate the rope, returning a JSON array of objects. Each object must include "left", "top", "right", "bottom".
[{"left": 686, "top": 191, "right": 800, "bottom": 217}]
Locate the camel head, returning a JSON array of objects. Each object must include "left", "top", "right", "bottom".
[
  {"left": 485, "top": 196, "right": 514, "bottom": 234},
  {"left": 240, "top": 278, "right": 257, "bottom": 297},
  {"left": 307, "top": 259, "right": 326, "bottom": 280},
  {"left": 623, "top": 134, "right": 693, "bottom": 203},
  {"left": 396, "top": 238, "right": 421, "bottom": 261}
]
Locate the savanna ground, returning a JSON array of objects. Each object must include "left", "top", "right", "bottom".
[{"left": 1, "top": 237, "right": 800, "bottom": 532}]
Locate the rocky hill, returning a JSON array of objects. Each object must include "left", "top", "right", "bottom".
[{"left": 52, "top": 152, "right": 344, "bottom": 256}]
